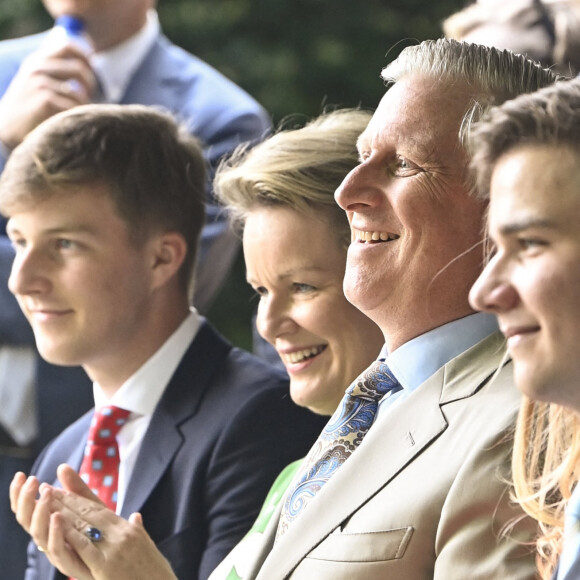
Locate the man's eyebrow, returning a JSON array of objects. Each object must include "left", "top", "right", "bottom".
[
  {"left": 498, "top": 217, "right": 556, "bottom": 235},
  {"left": 356, "top": 132, "right": 431, "bottom": 159},
  {"left": 6, "top": 223, "right": 99, "bottom": 237}
]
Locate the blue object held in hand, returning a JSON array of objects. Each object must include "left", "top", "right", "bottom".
[
  {"left": 48, "top": 15, "right": 92, "bottom": 95},
  {"left": 51, "top": 15, "right": 92, "bottom": 54}
]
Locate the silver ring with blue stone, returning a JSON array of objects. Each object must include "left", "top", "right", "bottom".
[{"left": 85, "top": 526, "right": 103, "bottom": 543}]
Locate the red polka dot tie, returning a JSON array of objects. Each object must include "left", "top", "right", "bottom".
[{"left": 79, "top": 405, "right": 130, "bottom": 511}]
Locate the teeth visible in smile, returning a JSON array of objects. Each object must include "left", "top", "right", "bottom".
[
  {"left": 353, "top": 230, "right": 400, "bottom": 243},
  {"left": 281, "top": 346, "right": 325, "bottom": 364}
]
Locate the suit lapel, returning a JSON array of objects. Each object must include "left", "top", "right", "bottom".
[
  {"left": 439, "top": 331, "right": 508, "bottom": 404},
  {"left": 67, "top": 436, "right": 87, "bottom": 474},
  {"left": 49, "top": 413, "right": 92, "bottom": 488},
  {"left": 256, "top": 372, "right": 447, "bottom": 579},
  {"left": 255, "top": 331, "right": 508, "bottom": 579},
  {"left": 121, "top": 36, "right": 182, "bottom": 113},
  {"left": 120, "top": 321, "right": 230, "bottom": 518}
]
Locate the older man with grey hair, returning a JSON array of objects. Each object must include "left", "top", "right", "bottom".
[{"left": 229, "top": 38, "right": 562, "bottom": 580}]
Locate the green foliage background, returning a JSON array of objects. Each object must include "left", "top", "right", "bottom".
[{"left": 0, "top": 0, "right": 463, "bottom": 350}]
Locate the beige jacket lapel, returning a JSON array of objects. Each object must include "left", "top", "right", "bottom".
[{"left": 252, "top": 331, "right": 508, "bottom": 579}]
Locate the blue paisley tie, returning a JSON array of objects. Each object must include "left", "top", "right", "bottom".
[{"left": 276, "top": 360, "right": 402, "bottom": 538}]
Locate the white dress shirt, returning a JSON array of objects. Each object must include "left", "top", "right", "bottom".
[
  {"left": 557, "top": 484, "right": 580, "bottom": 579},
  {"left": 92, "top": 308, "right": 201, "bottom": 513},
  {"left": 90, "top": 9, "right": 159, "bottom": 103}
]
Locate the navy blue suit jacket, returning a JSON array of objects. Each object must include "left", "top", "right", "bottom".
[{"left": 25, "top": 321, "right": 325, "bottom": 580}]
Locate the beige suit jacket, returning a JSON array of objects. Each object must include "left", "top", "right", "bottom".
[{"left": 243, "top": 331, "right": 538, "bottom": 580}]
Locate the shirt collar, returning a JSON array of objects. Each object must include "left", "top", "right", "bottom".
[
  {"left": 384, "top": 312, "right": 499, "bottom": 392},
  {"left": 90, "top": 9, "right": 159, "bottom": 103},
  {"left": 93, "top": 308, "right": 202, "bottom": 415}
]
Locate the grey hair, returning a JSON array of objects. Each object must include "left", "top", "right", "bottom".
[{"left": 382, "top": 38, "right": 564, "bottom": 155}]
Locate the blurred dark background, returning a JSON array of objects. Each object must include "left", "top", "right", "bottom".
[{"left": 0, "top": 0, "right": 463, "bottom": 351}]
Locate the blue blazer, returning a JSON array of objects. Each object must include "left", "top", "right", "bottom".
[{"left": 25, "top": 320, "right": 325, "bottom": 580}]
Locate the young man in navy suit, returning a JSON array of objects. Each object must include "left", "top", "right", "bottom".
[
  {"left": 2, "top": 104, "right": 323, "bottom": 580},
  {"left": 0, "top": 3, "right": 271, "bottom": 575}
]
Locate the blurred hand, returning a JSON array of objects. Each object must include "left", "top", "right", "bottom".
[{"left": 0, "top": 42, "right": 96, "bottom": 150}]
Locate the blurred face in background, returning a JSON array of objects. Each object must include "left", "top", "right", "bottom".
[
  {"left": 42, "top": 0, "right": 152, "bottom": 48},
  {"left": 469, "top": 144, "right": 580, "bottom": 412},
  {"left": 244, "top": 206, "right": 384, "bottom": 415}
]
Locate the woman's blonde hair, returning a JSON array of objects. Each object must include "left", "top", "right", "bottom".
[
  {"left": 512, "top": 400, "right": 580, "bottom": 577},
  {"left": 213, "top": 108, "right": 372, "bottom": 249}
]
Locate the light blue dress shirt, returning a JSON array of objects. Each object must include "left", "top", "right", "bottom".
[
  {"left": 376, "top": 312, "right": 499, "bottom": 420},
  {"left": 556, "top": 485, "right": 580, "bottom": 579}
]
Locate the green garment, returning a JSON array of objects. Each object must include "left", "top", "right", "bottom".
[{"left": 212, "top": 459, "right": 303, "bottom": 580}]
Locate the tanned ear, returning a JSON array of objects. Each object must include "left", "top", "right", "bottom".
[{"left": 150, "top": 231, "right": 187, "bottom": 290}]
